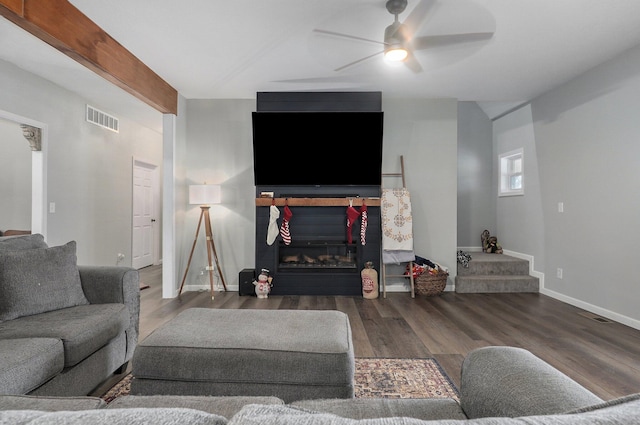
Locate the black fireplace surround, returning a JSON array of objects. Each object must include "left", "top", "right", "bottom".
[{"left": 255, "top": 186, "right": 381, "bottom": 296}]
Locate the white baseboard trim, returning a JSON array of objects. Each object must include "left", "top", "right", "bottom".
[
  {"left": 501, "top": 249, "right": 640, "bottom": 331},
  {"left": 541, "top": 287, "right": 640, "bottom": 331},
  {"left": 182, "top": 284, "right": 238, "bottom": 293}
]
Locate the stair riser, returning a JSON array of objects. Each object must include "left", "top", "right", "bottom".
[
  {"left": 458, "top": 261, "right": 530, "bottom": 276},
  {"left": 454, "top": 276, "right": 540, "bottom": 293}
]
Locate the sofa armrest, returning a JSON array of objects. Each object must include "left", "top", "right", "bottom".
[
  {"left": 78, "top": 266, "right": 140, "bottom": 341},
  {"left": 460, "top": 346, "right": 603, "bottom": 419}
]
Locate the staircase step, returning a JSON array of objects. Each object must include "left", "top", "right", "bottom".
[
  {"left": 455, "top": 275, "right": 540, "bottom": 293},
  {"left": 457, "top": 252, "right": 530, "bottom": 276}
]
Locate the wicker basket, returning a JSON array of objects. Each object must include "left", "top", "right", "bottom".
[{"left": 414, "top": 272, "right": 448, "bottom": 296}]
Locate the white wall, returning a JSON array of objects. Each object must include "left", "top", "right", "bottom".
[
  {"left": 0, "top": 58, "right": 163, "bottom": 266},
  {"left": 457, "top": 101, "right": 494, "bottom": 249},
  {"left": 176, "top": 97, "right": 459, "bottom": 292},
  {"left": 495, "top": 44, "right": 640, "bottom": 327},
  {"left": 0, "top": 117, "right": 31, "bottom": 230},
  {"left": 177, "top": 99, "right": 256, "bottom": 291}
]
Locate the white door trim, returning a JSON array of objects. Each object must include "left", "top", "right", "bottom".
[{"left": 132, "top": 157, "right": 159, "bottom": 269}]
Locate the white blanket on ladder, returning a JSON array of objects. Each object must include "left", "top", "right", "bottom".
[{"left": 381, "top": 188, "right": 415, "bottom": 264}]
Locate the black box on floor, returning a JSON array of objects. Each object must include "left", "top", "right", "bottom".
[{"left": 239, "top": 268, "right": 256, "bottom": 296}]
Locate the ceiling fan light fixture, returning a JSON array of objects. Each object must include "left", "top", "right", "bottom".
[
  {"left": 384, "top": 21, "right": 408, "bottom": 62},
  {"left": 384, "top": 45, "right": 408, "bottom": 62}
]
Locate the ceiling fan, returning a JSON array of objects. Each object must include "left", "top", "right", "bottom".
[{"left": 313, "top": 0, "right": 494, "bottom": 73}]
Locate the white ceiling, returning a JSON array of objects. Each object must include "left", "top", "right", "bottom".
[{"left": 3, "top": 0, "right": 640, "bottom": 130}]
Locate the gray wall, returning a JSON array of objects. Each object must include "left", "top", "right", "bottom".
[
  {"left": 176, "top": 97, "right": 459, "bottom": 291},
  {"left": 457, "top": 101, "right": 494, "bottom": 249},
  {"left": 0, "top": 117, "right": 31, "bottom": 231},
  {"left": 0, "top": 58, "right": 163, "bottom": 266},
  {"left": 494, "top": 104, "right": 545, "bottom": 269},
  {"left": 494, "top": 44, "right": 640, "bottom": 327},
  {"left": 381, "top": 98, "right": 458, "bottom": 287}
]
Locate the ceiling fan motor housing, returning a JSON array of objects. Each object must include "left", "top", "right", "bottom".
[
  {"left": 385, "top": 0, "right": 408, "bottom": 16},
  {"left": 385, "top": 21, "right": 406, "bottom": 45}
]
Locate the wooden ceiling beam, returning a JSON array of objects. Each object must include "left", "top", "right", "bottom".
[{"left": 0, "top": 0, "right": 178, "bottom": 115}]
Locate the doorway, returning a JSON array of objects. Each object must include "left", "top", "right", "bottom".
[
  {"left": 0, "top": 110, "right": 46, "bottom": 237},
  {"left": 132, "top": 159, "right": 159, "bottom": 269}
]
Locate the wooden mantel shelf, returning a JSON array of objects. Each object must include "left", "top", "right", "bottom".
[{"left": 255, "top": 197, "right": 380, "bottom": 207}]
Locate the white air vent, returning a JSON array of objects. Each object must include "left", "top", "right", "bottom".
[{"left": 86, "top": 105, "right": 119, "bottom": 133}]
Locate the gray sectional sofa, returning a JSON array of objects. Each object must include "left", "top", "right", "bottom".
[
  {"left": 1, "top": 346, "right": 639, "bottom": 424},
  {"left": 0, "top": 234, "right": 140, "bottom": 396}
]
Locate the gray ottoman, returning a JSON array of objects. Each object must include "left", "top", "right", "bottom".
[{"left": 130, "top": 308, "right": 354, "bottom": 402}]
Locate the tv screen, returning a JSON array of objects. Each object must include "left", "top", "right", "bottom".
[{"left": 252, "top": 111, "right": 383, "bottom": 186}]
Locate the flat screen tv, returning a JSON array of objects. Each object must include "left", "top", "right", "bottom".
[{"left": 252, "top": 111, "right": 383, "bottom": 186}]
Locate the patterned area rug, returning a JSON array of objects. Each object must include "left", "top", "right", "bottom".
[
  {"left": 101, "top": 357, "right": 458, "bottom": 403},
  {"left": 354, "top": 358, "right": 459, "bottom": 400}
]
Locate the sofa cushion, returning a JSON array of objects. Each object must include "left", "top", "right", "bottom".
[
  {"left": 460, "top": 346, "right": 603, "bottom": 418},
  {"left": 227, "top": 399, "right": 640, "bottom": 424},
  {"left": 0, "top": 394, "right": 106, "bottom": 411},
  {"left": 0, "top": 241, "right": 89, "bottom": 322},
  {"left": 566, "top": 392, "right": 640, "bottom": 413},
  {"left": 0, "top": 304, "right": 130, "bottom": 367},
  {"left": 0, "top": 408, "right": 228, "bottom": 425},
  {"left": 292, "top": 398, "right": 467, "bottom": 421},
  {"left": 0, "top": 338, "right": 64, "bottom": 394},
  {"left": 0, "top": 233, "right": 47, "bottom": 251},
  {"left": 108, "top": 395, "right": 285, "bottom": 418}
]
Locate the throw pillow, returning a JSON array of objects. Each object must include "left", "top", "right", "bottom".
[
  {"left": 0, "top": 233, "right": 48, "bottom": 251},
  {"left": 0, "top": 241, "right": 89, "bottom": 321}
]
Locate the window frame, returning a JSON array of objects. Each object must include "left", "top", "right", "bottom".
[{"left": 499, "top": 148, "right": 524, "bottom": 197}]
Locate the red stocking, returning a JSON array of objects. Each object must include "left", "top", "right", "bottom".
[
  {"left": 346, "top": 205, "right": 360, "bottom": 244},
  {"left": 359, "top": 204, "right": 368, "bottom": 245},
  {"left": 280, "top": 205, "right": 292, "bottom": 245}
]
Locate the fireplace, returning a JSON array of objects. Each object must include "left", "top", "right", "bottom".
[
  {"left": 254, "top": 186, "right": 381, "bottom": 295},
  {"left": 278, "top": 240, "right": 359, "bottom": 272}
]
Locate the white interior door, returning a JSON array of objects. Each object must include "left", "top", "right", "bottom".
[{"left": 132, "top": 160, "right": 156, "bottom": 269}]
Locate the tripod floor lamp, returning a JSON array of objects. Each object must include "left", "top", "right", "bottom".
[{"left": 179, "top": 184, "right": 227, "bottom": 299}]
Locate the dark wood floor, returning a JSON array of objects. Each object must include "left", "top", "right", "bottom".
[{"left": 137, "top": 265, "right": 640, "bottom": 400}]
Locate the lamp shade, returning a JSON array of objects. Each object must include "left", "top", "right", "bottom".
[{"left": 189, "top": 184, "right": 221, "bottom": 205}]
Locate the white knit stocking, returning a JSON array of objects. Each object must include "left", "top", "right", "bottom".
[{"left": 266, "top": 205, "right": 280, "bottom": 245}]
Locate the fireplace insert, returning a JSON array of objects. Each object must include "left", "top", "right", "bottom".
[{"left": 278, "top": 241, "right": 358, "bottom": 273}]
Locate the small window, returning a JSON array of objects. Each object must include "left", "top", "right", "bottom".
[{"left": 499, "top": 148, "right": 524, "bottom": 196}]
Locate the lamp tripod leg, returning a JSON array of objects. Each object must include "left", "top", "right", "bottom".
[
  {"left": 203, "top": 209, "right": 227, "bottom": 293},
  {"left": 205, "top": 237, "right": 215, "bottom": 300},
  {"left": 178, "top": 209, "right": 205, "bottom": 295}
]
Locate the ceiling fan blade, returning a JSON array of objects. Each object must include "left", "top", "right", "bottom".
[
  {"left": 313, "top": 29, "right": 386, "bottom": 46},
  {"left": 401, "top": 0, "right": 438, "bottom": 37},
  {"left": 404, "top": 52, "right": 423, "bottom": 73},
  {"left": 411, "top": 32, "right": 494, "bottom": 51},
  {"left": 334, "top": 50, "right": 385, "bottom": 72}
]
